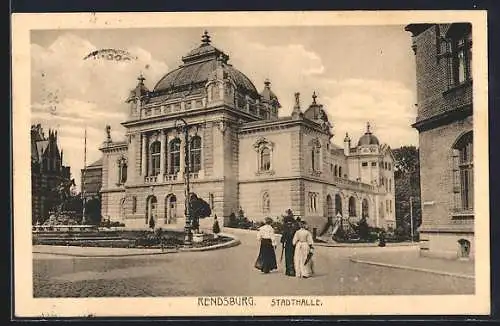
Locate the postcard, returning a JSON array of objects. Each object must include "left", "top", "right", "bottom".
[{"left": 12, "top": 10, "right": 490, "bottom": 317}]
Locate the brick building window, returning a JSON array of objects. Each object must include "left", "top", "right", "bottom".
[
  {"left": 452, "top": 131, "right": 473, "bottom": 211},
  {"left": 189, "top": 136, "right": 202, "bottom": 173},
  {"left": 446, "top": 24, "right": 472, "bottom": 88}
]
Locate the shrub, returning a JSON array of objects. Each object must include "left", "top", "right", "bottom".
[
  {"left": 228, "top": 213, "right": 237, "bottom": 227},
  {"left": 212, "top": 217, "right": 220, "bottom": 235}
]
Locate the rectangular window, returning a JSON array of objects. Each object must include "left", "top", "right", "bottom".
[
  {"left": 362, "top": 162, "right": 368, "bottom": 167},
  {"left": 386, "top": 200, "right": 389, "bottom": 214},
  {"left": 371, "top": 162, "right": 377, "bottom": 167},
  {"left": 185, "top": 101, "right": 192, "bottom": 110}
]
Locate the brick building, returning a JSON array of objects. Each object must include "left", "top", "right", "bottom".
[
  {"left": 81, "top": 158, "right": 103, "bottom": 199},
  {"left": 97, "top": 31, "right": 396, "bottom": 231},
  {"left": 405, "top": 23, "right": 474, "bottom": 259},
  {"left": 31, "top": 124, "right": 71, "bottom": 224}
]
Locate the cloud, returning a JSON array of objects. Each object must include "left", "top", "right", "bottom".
[
  {"left": 222, "top": 37, "right": 418, "bottom": 149},
  {"left": 31, "top": 33, "right": 169, "bottom": 186}
]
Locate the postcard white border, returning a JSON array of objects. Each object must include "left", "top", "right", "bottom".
[{"left": 12, "top": 11, "right": 490, "bottom": 317}]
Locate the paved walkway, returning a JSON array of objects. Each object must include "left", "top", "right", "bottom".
[
  {"left": 350, "top": 248, "right": 474, "bottom": 279},
  {"left": 33, "top": 228, "right": 475, "bottom": 297}
]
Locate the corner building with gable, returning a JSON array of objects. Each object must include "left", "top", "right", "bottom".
[{"left": 98, "top": 31, "right": 396, "bottom": 231}]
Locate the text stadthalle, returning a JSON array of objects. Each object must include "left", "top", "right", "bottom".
[{"left": 271, "top": 298, "right": 323, "bottom": 307}]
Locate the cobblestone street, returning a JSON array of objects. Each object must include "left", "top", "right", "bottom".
[{"left": 33, "top": 230, "right": 474, "bottom": 297}]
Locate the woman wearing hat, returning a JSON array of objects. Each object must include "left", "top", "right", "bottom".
[
  {"left": 292, "top": 220, "right": 315, "bottom": 278},
  {"left": 254, "top": 217, "right": 278, "bottom": 274}
]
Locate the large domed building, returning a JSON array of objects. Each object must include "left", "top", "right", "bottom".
[{"left": 95, "top": 31, "right": 395, "bottom": 232}]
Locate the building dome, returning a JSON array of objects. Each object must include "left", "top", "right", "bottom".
[
  {"left": 303, "top": 92, "right": 329, "bottom": 123},
  {"left": 260, "top": 79, "right": 281, "bottom": 107},
  {"left": 152, "top": 31, "right": 259, "bottom": 97},
  {"left": 357, "top": 122, "right": 380, "bottom": 146}
]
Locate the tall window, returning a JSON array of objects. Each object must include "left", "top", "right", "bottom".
[
  {"left": 310, "top": 139, "right": 321, "bottom": 172},
  {"left": 308, "top": 192, "right": 318, "bottom": 212},
  {"left": 131, "top": 196, "right": 137, "bottom": 214},
  {"left": 338, "top": 166, "right": 342, "bottom": 178},
  {"left": 453, "top": 131, "right": 473, "bottom": 211},
  {"left": 447, "top": 24, "right": 472, "bottom": 87},
  {"left": 262, "top": 192, "right": 270, "bottom": 213},
  {"left": 260, "top": 147, "right": 271, "bottom": 171},
  {"left": 118, "top": 160, "right": 127, "bottom": 184},
  {"left": 150, "top": 141, "right": 161, "bottom": 176},
  {"left": 334, "top": 165, "right": 338, "bottom": 177},
  {"left": 169, "top": 138, "right": 181, "bottom": 174},
  {"left": 348, "top": 197, "right": 357, "bottom": 217},
  {"left": 190, "top": 136, "right": 202, "bottom": 173}
]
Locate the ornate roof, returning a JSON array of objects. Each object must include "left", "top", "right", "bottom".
[
  {"left": 357, "top": 122, "right": 380, "bottom": 146},
  {"left": 151, "top": 31, "right": 259, "bottom": 98}
]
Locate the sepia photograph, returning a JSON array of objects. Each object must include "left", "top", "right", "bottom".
[{"left": 12, "top": 11, "right": 490, "bottom": 317}]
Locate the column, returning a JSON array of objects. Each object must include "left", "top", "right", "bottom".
[
  {"left": 141, "top": 133, "right": 147, "bottom": 176},
  {"left": 160, "top": 130, "right": 166, "bottom": 176}
]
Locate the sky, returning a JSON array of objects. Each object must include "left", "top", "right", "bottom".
[{"left": 31, "top": 26, "right": 418, "bottom": 187}]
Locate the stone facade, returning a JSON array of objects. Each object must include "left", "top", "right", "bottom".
[
  {"left": 406, "top": 23, "right": 474, "bottom": 260},
  {"left": 96, "top": 31, "right": 396, "bottom": 233}
]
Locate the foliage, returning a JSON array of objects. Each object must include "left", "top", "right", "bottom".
[
  {"left": 393, "top": 146, "right": 422, "bottom": 238},
  {"left": 99, "top": 220, "right": 125, "bottom": 228},
  {"left": 84, "top": 196, "right": 101, "bottom": 225}
]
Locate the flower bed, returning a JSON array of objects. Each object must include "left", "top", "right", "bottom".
[{"left": 33, "top": 228, "right": 233, "bottom": 250}]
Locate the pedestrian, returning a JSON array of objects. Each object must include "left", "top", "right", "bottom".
[
  {"left": 254, "top": 217, "right": 278, "bottom": 274},
  {"left": 280, "top": 219, "right": 298, "bottom": 276},
  {"left": 293, "top": 220, "right": 315, "bottom": 278}
]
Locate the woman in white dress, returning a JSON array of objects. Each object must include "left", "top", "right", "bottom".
[
  {"left": 292, "top": 220, "right": 314, "bottom": 278},
  {"left": 254, "top": 217, "right": 278, "bottom": 273}
]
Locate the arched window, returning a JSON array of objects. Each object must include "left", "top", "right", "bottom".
[
  {"left": 452, "top": 131, "right": 473, "bottom": 210},
  {"left": 120, "top": 197, "right": 126, "bottom": 220},
  {"left": 348, "top": 196, "right": 357, "bottom": 217},
  {"left": 362, "top": 198, "right": 369, "bottom": 218},
  {"left": 260, "top": 147, "right": 271, "bottom": 171},
  {"left": 458, "top": 239, "right": 471, "bottom": 258},
  {"left": 190, "top": 136, "right": 202, "bottom": 173},
  {"left": 262, "top": 192, "right": 270, "bottom": 213},
  {"left": 335, "top": 194, "right": 342, "bottom": 216},
  {"left": 169, "top": 138, "right": 181, "bottom": 174},
  {"left": 338, "top": 166, "right": 342, "bottom": 178},
  {"left": 118, "top": 157, "right": 127, "bottom": 184},
  {"left": 334, "top": 165, "right": 338, "bottom": 177},
  {"left": 150, "top": 141, "right": 161, "bottom": 176},
  {"left": 310, "top": 139, "right": 321, "bottom": 172}
]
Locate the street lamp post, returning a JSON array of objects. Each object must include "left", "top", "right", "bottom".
[
  {"left": 409, "top": 196, "right": 414, "bottom": 243},
  {"left": 176, "top": 118, "right": 192, "bottom": 246}
]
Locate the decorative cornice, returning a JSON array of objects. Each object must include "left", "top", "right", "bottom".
[{"left": 412, "top": 104, "right": 472, "bottom": 132}]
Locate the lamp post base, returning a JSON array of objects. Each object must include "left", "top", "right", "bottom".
[{"left": 183, "top": 225, "right": 192, "bottom": 247}]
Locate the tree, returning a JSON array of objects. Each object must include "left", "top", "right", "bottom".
[
  {"left": 189, "top": 193, "right": 212, "bottom": 233},
  {"left": 393, "top": 146, "right": 422, "bottom": 237}
]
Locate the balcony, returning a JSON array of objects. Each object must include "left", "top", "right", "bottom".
[
  {"left": 144, "top": 176, "right": 158, "bottom": 183},
  {"left": 164, "top": 174, "right": 178, "bottom": 182},
  {"left": 332, "top": 176, "right": 375, "bottom": 192}
]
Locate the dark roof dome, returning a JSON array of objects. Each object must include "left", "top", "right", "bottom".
[
  {"left": 152, "top": 31, "right": 258, "bottom": 97},
  {"left": 357, "top": 122, "right": 380, "bottom": 146}
]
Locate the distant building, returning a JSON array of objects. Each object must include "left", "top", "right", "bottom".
[
  {"left": 81, "top": 158, "right": 103, "bottom": 199},
  {"left": 96, "top": 31, "right": 396, "bottom": 231},
  {"left": 405, "top": 23, "right": 473, "bottom": 259},
  {"left": 31, "top": 124, "right": 71, "bottom": 224}
]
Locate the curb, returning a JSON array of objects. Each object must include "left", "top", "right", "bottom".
[
  {"left": 33, "top": 234, "right": 241, "bottom": 258},
  {"left": 314, "top": 241, "right": 419, "bottom": 248},
  {"left": 349, "top": 257, "right": 475, "bottom": 280}
]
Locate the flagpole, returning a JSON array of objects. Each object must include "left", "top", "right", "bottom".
[{"left": 82, "top": 127, "right": 87, "bottom": 224}]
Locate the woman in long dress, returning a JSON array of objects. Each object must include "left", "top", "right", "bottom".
[
  {"left": 281, "top": 220, "right": 298, "bottom": 276},
  {"left": 255, "top": 217, "right": 278, "bottom": 273},
  {"left": 293, "top": 220, "right": 314, "bottom": 278}
]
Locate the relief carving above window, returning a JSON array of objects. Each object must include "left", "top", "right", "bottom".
[{"left": 253, "top": 137, "right": 275, "bottom": 176}]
